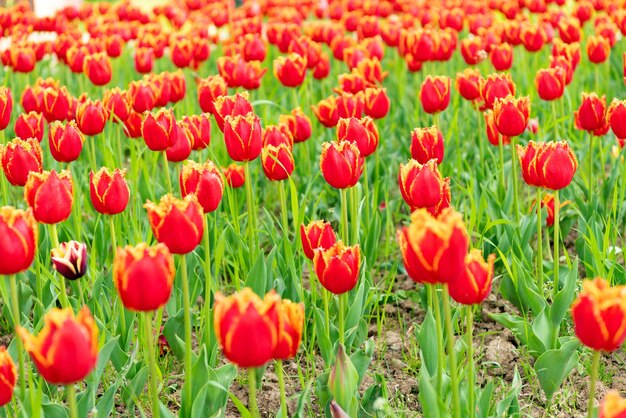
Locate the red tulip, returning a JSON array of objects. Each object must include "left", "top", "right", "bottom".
[
  {"left": 103, "top": 88, "right": 130, "bottom": 123},
  {"left": 49, "top": 121, "right": 85, "bottom": 163},
  {"left": 485, "top": 110, "right": 510, "bottom": 146},
  {"left": 142, "top": 108, "right": 177, "bottom": 151},
  {"left": 198, "top": 75, "right": 228, "bottom": 114},
  {"left": 535, "top": 68, "right": 566, "bottom": 101},
  {"left": 128, "top": 81, "right": 156, "bottom": 113},
  {"left": 166, "top": 122, "right": 193, "bottom": 162},
  {"left": 279, "top": 107, "right": 312, "bottom": 143},
  {"left": 144, "top": 194, "right": 204, "bottom": 254},
  {"left": 0, "top": 347, "right": 16, "bottom": 406},
  {"left": 455, "top": 68, "right": 483, "bottom": 102},
  {"left": 336, "top": 92, "right": 364, "bottom": 119},
  {"left": 300, "top": 220, "right": 337, "bottom": 260},
  {"left": 76, "top": 99, "right": 108, "bottom": 136},
  {"left": 609, "top": 99, "right": 626, "bottom": 139},
  {"left": 312, "top": 96, "right": 339, "bottom": 128},
  {"left": 319, "top": 140, "right": 364, "bottom": 189},
  {"left": 410, "top": 126, "right": 444, "bottom": 164},
  {"left": 599, "top": 391, "right": 626, "bottom": 418},
  {"left": 274, "top": 53, "right": 307, "bottom": 87},
  {"left": 213, "top": 93, "right": 253, "bottom": 132},
  {"left": 0, "top": 206, "right": 38, "bottom": 275},
  {"left": 182, "top": 114, "right": 211, "bottom": 151},
  {"left": 575, "top": 92, "right": 607, "bottom": 132},
  {"left": 448, "top": 250, "right": 495, "bottom": 305},
  {"left": 223, "top": 164, "right": 245, "bottom": 188},
  {"left": 0, "top": 138, "right": 43, "bottom": 186},
  {"left": 0, "top": 87, "right": 12, "bottom": 130},
  {"left": 84, "top": 52, "right": 112, "bottom": 86},
  {"left": 171, "top": 38, "right": 194, "bottom": 68},
  {"left": 14, "top": 111, "right": 44, "bottom": 141},
  {"left": 262, "top": 144, "right": 295, "bottom": 181},
  {"left": 363, "top": 87, "right": 390, "bottom": 119},
  {"left": 223, "top": 112, "right": 263, "bottom": 162},
  {"left": 313, "top": 241, "right": 360, "bottom": 294},
  {"left": 398, "top": 159, "right": 445, "bottom": 210},
  {"left": 24, "top": 170, "right": 74, "bottom": 224},
  {"left": 134, "top": 48, "right": 155, "bottom": 74},
  {"left": 89, "top": 168, "right": 130, "bottom": 215},
  {"left": 490, "top": 43, "right": 513, "bottom": 71},
  {"left": 419, "top": 76, "right": 451, "bottom": 114},
  {"left": 272, "top": 299, "right": 304, "bottom": 360},
  {"left": 42, "top": 86, "right": 72, "bottom": 122},
  {"left": 114, "top": 243, "right": 175, "bottom": 311},
  {"left": 180, "top": 161, "right": 224, "bottom": 213},
  {"left": 480, "top": 73, "right": 516, "bottom": 110},
  {"left": 587, "top": 35, "right": 611, "bottom": 64},
  {"left": 262, "top": 125, "right": 293, "bottom": 149},
  {"left": 493, "top": 95, "right": 530, "bottom": 137},
  {"left": 336, "top": 117, "right": 379, "bottom": 158}
]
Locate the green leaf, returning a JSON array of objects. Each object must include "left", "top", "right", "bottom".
[
  {"left": 418, "top": 368, "right": 442, "bottom": 418},
  {"left": 550, "top": 260, "right": 579, "bottom": 328},
  {"left": 419, "top": 310, "right": 439, "bottom": 377},
  {"left": 163, "top": 309, "right": 186, "bottom": 360},
  {"left": 96, "top": 385, "right": 117, "bottom": 417},
  {"left": 122, "top": 366, "right": 149, "bottom": 405},
  {"left": 477, "top": 381, "right": 494, "bottom": 418},
  {"left": 534, "top": 339, "right": 580, "bottom": 401},
  {"left": 495, "top": 368, "right": 522, "bottom": 416}
]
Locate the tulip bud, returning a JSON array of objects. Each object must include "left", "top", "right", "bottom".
[
  {"left": 490, "top": 42, "right": 513, "bottom": 71},
  {"left": 363, "top": 87, "right": 390, "bottom": 119},
  {"left": 262, "top": 125, "right": 293, "bottom": 149},
  {"left": 0, "top": 87, "right": 13, "bottom": 130},
  {"left": 274, "top": 53, "right": 307, "bottom": 88},
  {"left": 198, "top": 75, "right": 228, "bottom": 114},
  {"left": 51, "top": 241, "right": 87, "bottom": 281},
  {"left": 76, "top": 99, "right": 108, "bottom": 136},
  {"left": 180, "top": 160, "right": 224, "bottom": 213},
  {"left": 84, "top": 52, "right": 112, "bottom": 86},
  {"left": 15, "top": 111, "right": 44, "bottom": 141},
  {"left": 103, "top": 88, "right": 130, "bottom": 123},
  {"left": 398, "top": 159, "right": 445, "bottom": 210},
  {"left": 144, "top": 194, "right": 204, "bottom": 254},
  {"left": 609, "top": 99, "right": 626, "bottom": 139},
  {"left": 0, "top": 346, "right": 16, "bottom": 406},
  {"left": 89, "top": 168, "right": 130, "bottom": 215},
  {"left": 300, "top": 220, "right": 337, "bottom": 260},
  {"left": 24, "top": 170, "right": 74, "bottom": 224},
  {"left": 273, "top": 299, "right": 304, "bottom": 360},
  {"left": 214, "top": 288, "right": 278, "bottom": 368},
  {"left": 336, "top": 92, "right": 364, "bottom": 119},
  {"left": 329, "top": 345, "right": 359, "bottom": 415},
  {"left": 420, "top": 76, "right": 451, "bottom": 114},
  {"left": 319, "top": 140, "right": 364, "bottom": 189},
  {"left": 183, "top": 114, "right": 211, "bottom": 151},
  {"left": 460, "top": 37, "right": 485, "bottom": 65},
  {"left": 599, "top": 391, "right": 626, "bottom": 418},
  {"left": 485, "top": 110, "right": 510, "bottom": 146},
  {"left": 455, "top": 68, "right": 483, "bottom": 103},
  {"left": 448, "top": 250, "right": 495, "bottom": 305},
  {"left": 572, "top": 278, "right": 626, "bottom": 352},
  {"left": 575, "top": 92, "right": 607, "bottom": 132},
  {"left": 336, "top": 116, "right": 379, "bottom": 157},
  {"left": 224, "top": 112, "right": 263, "bottom": 162},
  {"left": 0, "top": 206, "right": 38, "bottom": 275},
  {"left": 10, "top": 46, "right": 36, "bottom": 73},
  {"left": 171, "top": 38, "right": 194, "bottom": 68},
  {"left": 410, "top": 126, "right": 444, "bottom": 164},
  {"left": 114, "top": 243, "right": 175, "bottom": 311},
  {"left": 166, "top": 122, "right": 193, "bottom": 162},
  {"left": 49, "top": 121, "right": 85, "bottom": 163},
  {"left": 223, "top": 163, "right": 245, "bottom": 188},
  {"left": 262, "top": 144, "right": 295, "bottom": 181},
  {"left": 313, "top": 52, "right": 331, "bottom": 79},
  {"left": 128, "top": 80, "right": 157, "bottom": 113},
  {"left": 313, "top": 241, "right": 360, "bottom": 294},
  {"left": 480, "top": 73, "right": 516, "bottom": 110},
  {"left": 312, "top": 96, "right": 339, "bottom": 128},
  {"left": 142, "top": 108, "right": 178, "bottom": 151},
  {"left": 396, "top": 208, "right": 469, "bottom": 284},
  {"left": 214, "top": 92, "right": 253, "bottom": 132},
  {"left": 17, "top": 307, "right": 98, "bottom": 384},
  {"left": 493, "top": 95, "right": 530, "bottom": 137},
  {"left": 42, "top": 86, "right": 72, "bottom": 122},
  {"left": 535, "top": 67, "right": 566, "bottom": 101},
  {"left": 134, "top": 47, "right": 155, "bottom": 74},
  {"left": 0, "top": 138, "right": 43, "bottom": 186},
  {"left": 279, "top": 107, "right": 312, "bottom": 143},
  {"left": 587, "top": 35, "right": 610, "bottom": 64}
]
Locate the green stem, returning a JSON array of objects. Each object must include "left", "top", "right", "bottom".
[
  {"left": 110, "top": 217, "right": 126, "bottom": 337},
  {"left": 244, "top": 162, "right": 257, "bottom": 258},
  {"left": 50, "top": 224, "right": 70, "bottom": 309},
  {"left": 587, "top": 350, "right": 600, "bottom": 418},
  {"left": 276, "top": 360, "right": 288, "bottom": 418},
  {"left": 340, "top": 188, "right": 349, "bottom": 243},
  {"left": 144, "top": 311, "right": 160, "bottom": 418},
  {"left": 9, "top": 275, "right": 25, "bottom": 397},
  {"left": 66, "top": 384, "right": 77, "bottom": 418},
  {"left": 203, "top": 214, "right": 213, "bottom": 350},
  {"left": 498, "top": 134, "right": 505, "bottom": 198},
  {"left": 552, "top": 100, "right": 559, "bottom": 140},
  {"left": 466, "top": 306, "right": 475, "bottom": 418},
  {"left": 588, "top": 136, "right": 594, "bottom": 200},
  {"left": 248, "top": 368, "right": 260, "bottom": 418},
  {"left": 180, "top": 256, "right": 192, "bottom": 411},
  {"left": 338, "top": 294, "right": 345, "bottom": 346},
  {"left": 362, "top": 160, "right": 370, "bottom": 229},
  {"left": 510, "top": 136, "right": 520, "bottom": 223},
  {"left": 162, "top": 151, "right": 172, "bottom": 193},
  {"left": 322, "top": 288, "right": 330, "bottom": 341},
  {"left": 442, "top": 284, "right": 461, "bottom": 418},
  {"left": 552, "top": 190, "right": 560, "bottom": 299},
  {"left": 536, "top": 188, "right": 544, "bottom": 296},
  {"left": 350, "top": 186, "right": 359, "bottom": 245},
  {"left": 431, "top": 285, "right": 445, "bottom": 394}
]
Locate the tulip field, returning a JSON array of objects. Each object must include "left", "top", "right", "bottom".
[{"left": 5, "top": 0, "right": 626, "bottom": 417}]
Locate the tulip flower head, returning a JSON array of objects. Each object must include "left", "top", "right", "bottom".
[
  {"left": 300, "top": 220, "right": 337, "bottom": 260},
  {"left": 448, "top": 250, "right": 495, "bottom": 305},
  {"left": 89, "top": 168, "right": 130, "bottom": 215},
  {"left": 51, "top": 241, "right": 87, "bottom": 281},
  {"left": 0, "top": 206, "right": 38, "bottom": 275},
  {"left": 599, "top": 391, "right": 626, "bottom": 418},
  {"left": 24, "top": 170, "right": 74, "bottom": 224},
  {"left": 144, "top": 194, "right": 204, "bottom": 254},
  {"left": 0, "top": 346, "right": 16, "bottom": 406},
  {"left": 0, "top": 138, "right": 44, "bottom": 186},
  {"left": 313, "top": 241, "right": 360, "bottom": 294}
]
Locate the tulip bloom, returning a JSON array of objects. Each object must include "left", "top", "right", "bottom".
[
  {"left": 300, "top": 220, "right": 337, "bottom": 260},
  {"left": 89, "top": 168, "right": 130, "bottom": 215},
  {"left": 396, "top": 208, "right": 470, "bottom": 284},
  {"left": 262, "top": 125, "right": 293, "bottom": 149},
  {"left": 535, "top": 68, "right": 566, "bottom": 101},
  {"left": 14, "top": 111, "right": 44, "bottom": 141},
  {"left": 42, "top": 87, "right": 71, "bottom": 122},
  {"left": 214, "top": 288, "right": 278, "bottom": 368},
  {"left": 128, "top": 81, "right": 156, "bottom": 113},
  {"left": 485, "top": 110, "right": 510, "bottom": 146},
  {"left": 517, "top": 141, "right": 577, "bottom": 190},
  {"left": 411, "top": 126, "right": 444, "bottom": 164},
  {"left": 0, "top": 346, "right": 16, "bottom": 406},
  {"left": 24, "top": 170, "right": 74, "bottom": 224},
  {"left": 84, "top": 52, "right": 112, "bottom": 86},
  {"left": 273, "top": 299, "right": 305, "bottom": 360},
  {"left": 587, "top": 35, "right": 610, "bottom": 64},
  {"left": 144, "top": 194, "right": 204, "bottom": 254},
  {"left": 223, "top": 112, "right": 263, "bottom": 162},
  {"left": 419, "top": 76, "right": 451, "bottom": 114},
  {"left": 166, "top": 122, "right": 193, "bottom": 162},
  {"left": 540, "top": 193, "right": 569, "bottom": 227},
  {"left": 363, "top": 87, "right": 390, "bottom": 119},
  {"left": 274, "top": 53, "right": 307, "bottom": 87},
  {"left": 180, "top": 161, "right": 224, "bottom": 213},
  {"left": 76, "top": 99, "right": 108, "bottom": 137},
  {"left": 279, "top": 107, "right": 312, "bottom": 143},
  {"left": 319, "top": 140, "right": 364, "bottom": 189},
  {"left": 313, "top": 241, "right": 360, "bottom": 294},
  {"left": 18, "top": 307, "right": 98, "bottom": 384},
  {"left": 213, "top": 93, "right": 253, "bottom": 132},
  {"left": 103, "top": 88, "right": 130, "bottom": 123},
  {"left": 575, "top": 93, "right": 607, "bottom": 132},
  {"left": 49, "top": 121, "right": 85, "bottom": 163},
  {"left": 599, "top": 391, "right": 626, "bottom": 418},
  {"left": 223, "top": 164, "right": 245, "bottom": 188},
  {"left": 262, "top": 144, "right": 295, "bottom": 181},
  {"left": 0, "top": 138, "right": 43, "bottom": 186},
  {"left": 398, "top": 159, "right": 446, "bottom": 210},
  {"left": 490, "top": 43, "right": 513, "bottom": 71},
  {"left": 572, "top": 278, "right": 626, "bottom": 352},
  {"left": 114, "top": 243, "right": 175, "bottom": 311},
  {"left": 455, "top": 68, "right": 483, "bottom": 102},
  {"left": 312, "top": 96, "right": 339, "bottom": 128},
  {"left": 480, "top": 73, "right": 516, "bottom": 110},
  {"left": 134, "top": 48, "right": 155, "bottom": 74},
  {"left": 0, "top": 207, "right": 38, "bottom": 275},
  {"left": 609, "top": 100, "right": 626, "bottom": 139},
  {"left": 51, "top": 241, "right": 87, "bottom": 281},
  {"left": 493, "top": 95, "right": 530, "bottom": 137},
  {"left": 198, "top": 75, "right": 228, "bottom": 114},
  {"left": 448, "top": 250, "right": 495, "bottom": 305},
  {"left": 142, "top": 108, "right": 178, "bottom": 151},
  {"left": 336, "top": 117, "right": 379, "bottom": 158},
  {"left": 0, "top": 87, "right": 12, "bottom": 130}
]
